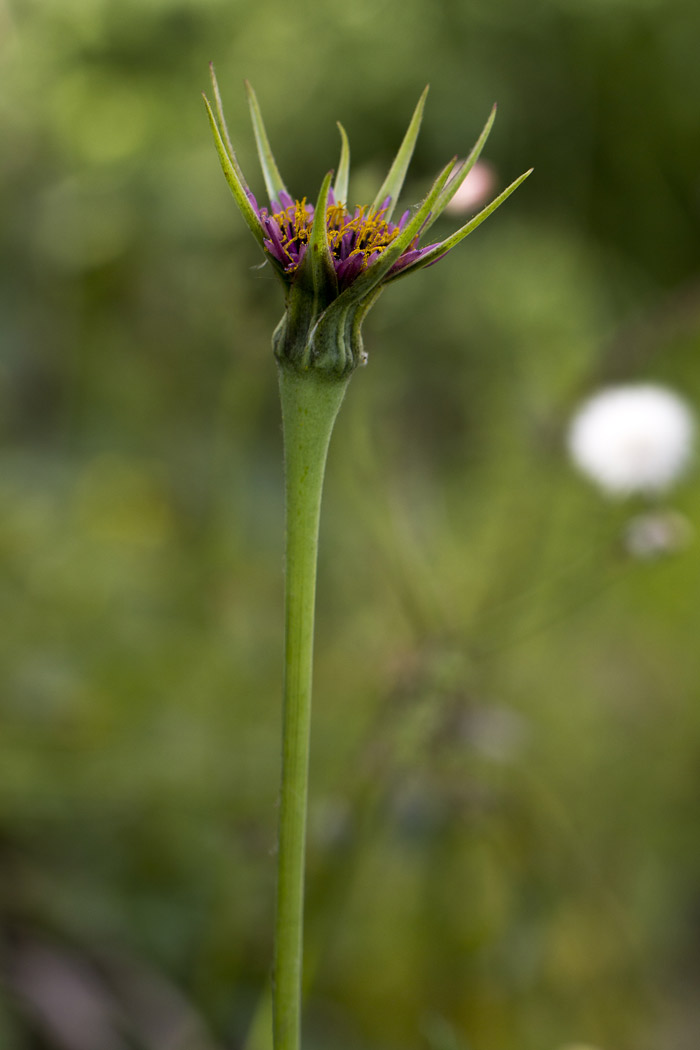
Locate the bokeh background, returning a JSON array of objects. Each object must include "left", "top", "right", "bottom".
[{"left": 2, "top": 0, "right": 700, "bottom": 1048}]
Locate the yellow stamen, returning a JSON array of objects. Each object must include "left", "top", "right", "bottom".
[{"left": 269, "top": 198, "right": 401, "bottom": 271}]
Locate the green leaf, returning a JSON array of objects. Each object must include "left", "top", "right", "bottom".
[
  {"left": 420, "top": 103, "right": 497, "bottom": 236},
  {"left": 203, "top": 93, "right": 265, "bottom": 248},
  {"left": 333, "top": 123, "right": 351, "bottom": 205},
  {"left": 245, "top": 81, "right": 288, "bottom": 203},
  {"left": 308, "top": 170, "right": 339, "bottom": 303},
  {"left": 370, "top": 85, "right": 429, "bottom": 220},
  {"left": 387, "top": 167, "right": 534, "bottom": 281}
]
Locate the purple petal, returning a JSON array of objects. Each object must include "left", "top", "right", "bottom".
[
  {"left": 425, "top": 251, "right": 449, "bottom": 268},
  {"left": 263, "top": 219, "right": 291, "bottom": 266},
  {"left": 294, "top": 243, "right": 307, "bottom": 267},
  {"left": 336, "top": 253, "right": 364, "bottom": 289},
  {"left": 340, "top": 230, "right": 354, "bottom": 258},
  {"left": 390, "top": 242, "right": 445, "bottom": 275}
]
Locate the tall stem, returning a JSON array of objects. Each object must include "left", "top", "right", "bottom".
[{"left": 274, "top": 364, "right": 350, "bottom": 1050}]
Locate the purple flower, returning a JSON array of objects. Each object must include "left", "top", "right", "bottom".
[
  {"left": 254, "top": 191, "right": 437, "bottom": 292},
  {"left": 203, "top": 71, "right": 531, "bottom": 376}
]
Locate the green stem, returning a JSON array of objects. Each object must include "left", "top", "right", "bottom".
[{"left": 274, "top": 364, "right": 350, "bottom": 1050}]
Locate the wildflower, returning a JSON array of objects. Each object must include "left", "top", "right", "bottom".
[
  {"left": 624, "top": 509, "right": 693, "bottom": 559},
  {"left": 444, "top": 159, "right": 496, "bottom": 214},
  {"left": 203, "top": 74, "right": 531, "bottom": 1050},
  {"left": 203, "top": 70, "right": 531, "bottom": 376},
  {"left": 567, "top": 383, "right": 696, "bottom": 496}
]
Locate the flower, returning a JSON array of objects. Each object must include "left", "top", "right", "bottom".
[
  {"left": 444, "top": 159, "right": 496, "bottom": 215},
  {"left": 623, "top": 509, "right": 693, "bottom": 559},
  {"left": 567, "top": 383, "right": 696, "bottom": 496},
  {"left": 203, "top": 69, "right": 531, "bottom": 376},
  {"left": 257, "top": 194, "right": 431, "bottom": 291}
]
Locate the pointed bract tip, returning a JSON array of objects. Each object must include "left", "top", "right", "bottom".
[{"left": 319, "top": 169, "right": 335, "bottom": 190}]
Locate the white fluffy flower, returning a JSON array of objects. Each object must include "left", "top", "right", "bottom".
[{"left": 567, "top": 383, "right": 695, "bottom": 496}]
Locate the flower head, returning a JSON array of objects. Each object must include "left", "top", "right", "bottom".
[
  {"left": 204, "top": 70, "right": 531, "bottom": 376},
  {"left": 567, "top": 383, "right": 696, "bottom": 497}
]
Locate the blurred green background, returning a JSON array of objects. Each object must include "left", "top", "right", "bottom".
[{"left": 2, "top": 0, "right": 700, "bottom": 1048}]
